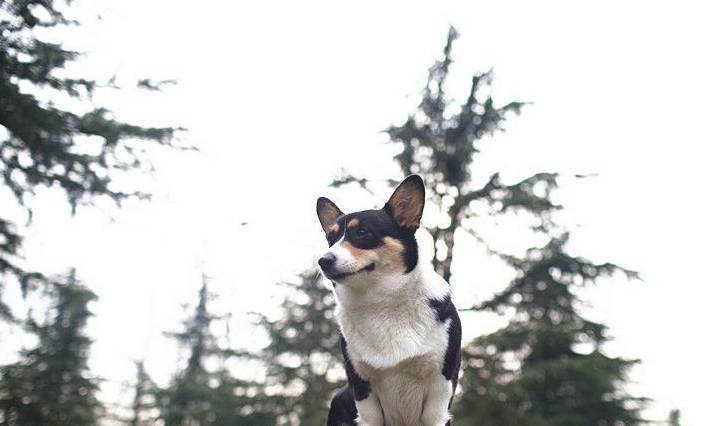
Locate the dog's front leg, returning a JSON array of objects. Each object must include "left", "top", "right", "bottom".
[
  {"left": 421, "top": 377, "right": 453, "bottom": 426},
  {"left": 355, "top": 392, "right": 384, "bottom": 426},
  {"left": 340, "top": 338, "right": 383, "bottom": 425}
]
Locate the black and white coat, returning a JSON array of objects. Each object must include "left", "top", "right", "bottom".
[
  {"left": 317, "top": 175, "right": 462, "bottom": 426},
  {"left": 331, "top": 263, "right": 461, "bottom": 426}
]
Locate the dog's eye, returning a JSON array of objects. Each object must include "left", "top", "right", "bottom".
[{"left": 355, "top": 227, "right": 370, "bottom": 238}]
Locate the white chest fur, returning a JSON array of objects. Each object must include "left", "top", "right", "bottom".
[
  {"left": 333, "top": 264, "right": 453, "bottom": 425},
  {"left": 334, "top": 263, "right": 450, "bottom": 368}
]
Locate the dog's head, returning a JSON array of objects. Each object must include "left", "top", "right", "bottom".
[{"left": 316, "top": 175, "right": 425, "bottom": 287}]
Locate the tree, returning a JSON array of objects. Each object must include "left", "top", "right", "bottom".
[
  {"left": 124, "top": 361, "right": 157, "bottom": 426},
  {"left": 668, "top": 409, "right": 681, "bottom": 426},
  {"left": 255, "top": 269, "right": 344, "bottom": 425},
  {"left": 156, "top": 278, "right": 274, "bottom": 426},
  {"left": 333, "top": 26, "right": 558, "bottom": 283},
  {"left": 454, "top": 235, "right": 647, "bottom": 425},
  {"left": 0, "top": 270, "right": 103, "bottom": 425},
  {"left": 0, "top": 0, "right": 185, "bottom": 319}
]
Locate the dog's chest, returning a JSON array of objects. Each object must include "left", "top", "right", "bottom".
[
  {"left": 337, "top": 298, "right": 449, "bottom": 370},
  {"left": 337, "top": 293, "right": 451, "bottom": 424},
  {"left": 358, "top": 353, "right": 443, "bottom": 425}
]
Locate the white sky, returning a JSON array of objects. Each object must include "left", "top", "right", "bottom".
[{"left": 2, "top": 0, "right": 719, "bottom": 424}]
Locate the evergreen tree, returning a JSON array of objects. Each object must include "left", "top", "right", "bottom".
[
  {"left": 668, "top": 409, "right": 681, "bottom": 426},
  {"left": 0, "top": 0, "right": 185, "bottom": 318},
  {"left": 454, "top": 234, "right": 647, "bottom": 425},
  {"left": 256, "top": 269, "right": 344, "bottom": 425},
  {"left": 0, "top": 270, "right": 103, "bottom": 425},
  {"left": 156, "top": 278, "right": 274, "bottom": 426},
  {"left": 125, "top": 361, "right": 157, "bottom": 426},
  {"left": 333, "top": 26, "right": 558, "bottom": 282}
]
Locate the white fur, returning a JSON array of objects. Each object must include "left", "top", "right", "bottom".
[
  {"left": 326, "top": 235, "right": 357, "bottom": 274},
  {"left": 421, "top": 377, "right": 454, "bottom": 426},
  {"left": 356, "top": 393, "right": 384, "bottom": 426},
  {"left": 333, "top": 261, "right": 454, "bottom": 426}
]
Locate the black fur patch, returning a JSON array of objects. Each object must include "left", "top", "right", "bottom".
[
  {"left": 428, "top": 295, "right": 462, "bottom": 389},
  {"left": 327, "top": 384, "right": 357, "bottom": 426},
  {"left": 340, "top": 337, "right": 370, "bottom": 401},
  {"left": 325, "top": 336, "right": 372, "bottom": 424}
]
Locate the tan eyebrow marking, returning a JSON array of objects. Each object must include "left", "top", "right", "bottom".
[{"left": 347, "top": 218, "right": 360, "bottom": 229}]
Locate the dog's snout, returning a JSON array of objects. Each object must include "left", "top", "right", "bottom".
[{"left": 318, "top": 253, "right": 336, "bottom": 271}]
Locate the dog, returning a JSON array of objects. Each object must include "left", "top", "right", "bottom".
[{"left": 316, "top": 175, "right": 462, "bottom": 426}]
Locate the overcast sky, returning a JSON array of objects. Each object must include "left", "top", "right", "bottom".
[{"left": 2, "top": 0, "right": 719, "bottom": 423}]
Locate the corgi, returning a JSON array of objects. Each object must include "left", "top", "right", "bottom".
[{"left": 316, "top": 175, "right": 462, "bottom": 426}]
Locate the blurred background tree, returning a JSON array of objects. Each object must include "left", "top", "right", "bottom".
[
  {"left": 254, "top": 269, "right": 344, "bottom": 425},
  {"left": 335, "top": 26, "right": 559, "bottom": 282},
  {"left": 668, "top": 409, "right": 681, "bottom": 426},
  {"left": 0, "top": 0, "right": 184, "bottom": 320},
  {"left": 0, "top": 270, "right": 103, "bottom": 425},
  {"left": 122, "top": 361, "right": 157, "bottom": 426},
  {"left": 455, "top": 235, "right": 647, "bottom": 425},
  {"left": 155, "top": 278, "right": 274, "bottom": 426}
]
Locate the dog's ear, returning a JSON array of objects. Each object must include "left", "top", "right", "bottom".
[
  {"left": 384, "top": 175, "right": 425, "bottom": 231},
  {"left": 316, "top": 197, "right": 344, "bottom": 233}
]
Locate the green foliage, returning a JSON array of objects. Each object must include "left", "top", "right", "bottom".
[
  {"left": 0, "top": 0, "right": 186, "bottom": 319},
  {"left": 0, "top": 270, "right": 103, "bottom": 425},
  {"left": 668, "top": 409, "right": 681, "bottom": 426},
  {"left": 338, "top": 26, "right": 561, "bottom": 282},
  {"left": 387, "top": 27, "right": 544, "bottom": 281},
  {"left": 455, "top": 235, "right": 647, "bottom": 425},
  {"left": 156, "top": 279, "right": 274, "bottom": 426},
  {"left": 389, "top": 27, "right": 522, "bottom": 189},
  {"left": 256, "top": 269, "right": 344, "bottom": 425},
  {"left": 124, "top": 361, "right": 157, "bottom": 426}
]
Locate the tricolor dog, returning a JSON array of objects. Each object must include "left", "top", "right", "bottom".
[{"left": 316, "top": 175, "right": 461, "bottom": 426}]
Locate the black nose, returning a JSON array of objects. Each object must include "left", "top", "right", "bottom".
[{"left": 318, "top": 253, "right": 336, "bottom": 271}]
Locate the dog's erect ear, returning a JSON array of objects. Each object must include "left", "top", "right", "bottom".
[
  {"left": 384, "top": 175, "right": 425, "bottom": 230},
  {"left": 316, "top": 197, "right": 344, "bottom": 233}
]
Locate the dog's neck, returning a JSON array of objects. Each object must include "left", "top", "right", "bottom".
[
  {"left": 332, "top": 260, "right": 451, "bottom": 369},
  {"left": 333, "top": 261, "right": 447, "bottom": 313}
]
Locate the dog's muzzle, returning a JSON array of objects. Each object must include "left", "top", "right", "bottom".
[{"left": 318, "top": 253, "right": 375, "bottom": 281}]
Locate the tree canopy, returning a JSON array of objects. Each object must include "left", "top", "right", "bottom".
[
  {"left": 0, "top": 0, "right": 186, "bottom": 318},
  {"left": 0, "top": 270, "right": 103, "bottom": 425}
]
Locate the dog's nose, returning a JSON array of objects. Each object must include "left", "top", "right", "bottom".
[{"left": 318, "top": 253, "right": 336, "bottom": 271}]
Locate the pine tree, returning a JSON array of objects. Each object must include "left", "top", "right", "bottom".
[
  {"left": 668, "top": 409, "right": 681, "bottom": 426},
  {"left": 333, "top": 26, "right": 558, "bottom": 282},
  {"left": 0, "top": 0, "right": 186, "bottom": 318},
  {"left": 0, "top": 270, "right": 103, "bottom": 425},
  {"left": 454, "top": 234, "right": 647, "bottom": 425},
  {"left": 125, "top": 361, "right": 157, "bottom": 426},
  {"left": 257, "top": 269, "right": 344, "bottom": 425},
  {"left": 156, "top": 278, "right": 274, "bottom": 426}
]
